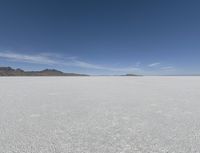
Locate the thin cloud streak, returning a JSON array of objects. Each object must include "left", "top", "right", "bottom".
[
  {"left": 68, "top": 60, "right": 140, "bottom": 72},
  {"left": 0, "top": 52, "right": 57, "bottom": 64},
  {"left": 148, "top": 62, "right": 160, "bottom": 67},
  {"left": 0, "top": 52, "right": 140, "bottom": 73}
]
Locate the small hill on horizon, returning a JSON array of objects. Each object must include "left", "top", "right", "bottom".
[
  {"left": 124, "top": 74, "right": 142, "bottom": 76},
  {"left": 0, "top": 67, "right": 89, "bottom": 76}
]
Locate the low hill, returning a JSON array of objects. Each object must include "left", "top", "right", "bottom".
[{"left": 123, "top": 74, "right": 142, "bottom": 76}]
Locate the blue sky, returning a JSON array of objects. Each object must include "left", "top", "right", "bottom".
[{"left": 0, "top": 0, "right": 200, "bottom": 75}]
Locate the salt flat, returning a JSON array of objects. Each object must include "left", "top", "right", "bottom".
[{"left": 0, "top": 77, "right": 200, "bottom": 153}]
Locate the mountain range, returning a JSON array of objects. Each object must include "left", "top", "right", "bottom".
[{"left": 0, "top": 67, "right": 89, "bottom": 76}]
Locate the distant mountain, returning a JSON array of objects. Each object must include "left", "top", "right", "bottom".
[
  {"left": 123, "top": 74, "right": 142, "bottom": 76},
  {"left": 0, "top": 67, "right": 89, "bottom": 76}
]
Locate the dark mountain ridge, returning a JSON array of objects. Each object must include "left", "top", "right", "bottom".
[{"left": 0, "top": 67, "right": 88, "bottom": 76}]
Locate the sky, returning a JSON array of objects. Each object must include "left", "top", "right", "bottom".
[{"left": 0, "top": 0, "right": 200, "bottom": 75}]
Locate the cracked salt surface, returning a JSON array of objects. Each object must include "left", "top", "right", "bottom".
[{"left": 1, "top": 76, "right": 200, "bottom": 153}]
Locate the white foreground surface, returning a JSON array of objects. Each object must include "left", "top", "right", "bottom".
[{"left": 1, "top": 77, "right": 200, "bottom": 153}]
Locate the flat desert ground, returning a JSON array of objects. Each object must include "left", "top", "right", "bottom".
[{"left": 1, "top": 77, "right": 200, "bottom": 153}]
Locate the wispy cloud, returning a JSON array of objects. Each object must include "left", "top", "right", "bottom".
[
  {"left": 0, "top": 52, "right": 57, "bottom": 64},
  {"left": 148, "top": 62, "right": 160, "bottom": 67},
  {"left": 135, "top": 61, "right": 141, "bottom": 67},
  {"left": 0, "top": 51, "right": 140, "bottom": 73},
  {"left": 68, "top": 60, "right": 140, "bottom": 72},
  {"left": 161, "top": 66, "right": 175, "bottom": 71}
]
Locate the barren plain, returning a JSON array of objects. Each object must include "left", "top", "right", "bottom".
[{"left": 0, "top": 77, "right": 200, "bottom": 153}]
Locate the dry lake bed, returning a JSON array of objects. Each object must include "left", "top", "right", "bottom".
[{"left": 0, "top": 77, "right": 200, "bottom": 153}]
